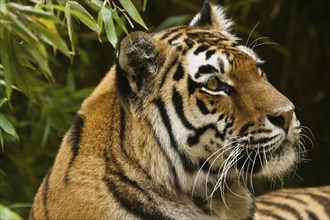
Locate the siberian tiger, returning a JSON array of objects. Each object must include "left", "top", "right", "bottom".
[{"left": 30, "top": 0, "right": 329, "bottom": 219}]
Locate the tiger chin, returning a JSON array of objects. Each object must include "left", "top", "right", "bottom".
[{"left": 30, "top": 0, "right": 301, "bottom": 219}]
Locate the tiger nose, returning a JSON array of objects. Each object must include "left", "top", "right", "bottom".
[{"left": 267, "top": 109, "right": 294, "bottom": 131}]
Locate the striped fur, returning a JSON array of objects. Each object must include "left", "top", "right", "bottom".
[
  {"left": 29, "top": 1, "right": 318, "bottom": 219},
  {"left": 255, "top": 186, "right": 330, "bottom": 220}
]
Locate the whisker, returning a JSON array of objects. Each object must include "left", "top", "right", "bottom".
[
  {"left": 245, "top": 21, "right": 260, "bottom": 47},
  {"left": 249, "top": 36, "right": 269, "bottom": 49},
  {"left": 253, "top": 42, "right": 280, "bottom": 50}
]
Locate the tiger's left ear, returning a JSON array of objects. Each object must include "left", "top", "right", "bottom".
[{"left": 190, "top": 0, "right": 232, "bottom": 32}]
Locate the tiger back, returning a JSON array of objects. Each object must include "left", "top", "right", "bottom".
[
  {"left": 30, "top": 1, "right": 312, "bottom": 219},
  {"left": 255, "top": 186, "right": 330, "bottom": 219}
]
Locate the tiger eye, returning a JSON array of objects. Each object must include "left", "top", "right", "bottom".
[{"left": 206, "top": 78, "right": 219, "bottom": 91}]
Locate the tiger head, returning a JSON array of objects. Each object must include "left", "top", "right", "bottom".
[{"left": 116, "top": 0, "right": 301, "bottom": 193}]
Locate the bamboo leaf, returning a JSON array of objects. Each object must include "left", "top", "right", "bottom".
[
  {"left": 31, "top": 19, "right": 70, "bottom": 56},
  {"left": 0, "top": 98, "right": 8, "bottom": 109},
  {"left": 8, "top": 12, "right": 38, "bottom": 42},
  {"left": 0, "top": 30, "right": 14, "bottom": 98},
  {"left": 118, "top": 0, "right": 148, "bottom": 29},
  {"left": 64, "top": 2, "right": 76, "bottom": 53},
  {"left": 0, "top": 204, "right": 22, "bottom": 220},
  {"left": 143, "top": 0, "right": 148, "bottom": 11},
  {"left": 0, "top": 113, "right": 19, "bottom": 140},
  {"left": 112, "top": 10, "right": 129, "bottom": 36},
  {"left": 42, "top": 4, "right": 98, "bottom": 32},
  {"left": 0, "top": 80, "right": 20, "bottom": 91},
  {"left": 22, "top": 42, "right": 53, "bottom": 81},
  {"left": 97, "top": 9, "right": 103, "bottom": 38},
  {"left": 66, "top": 1, "right": 99, "bottom": 32},
  {"left": 8, "top": 3, "right": 56, "bottom": 20},
  {"left": 84, "top": 0, "right": 103, "bottom": 11},
  {"left": 101, "top": 7, "right": 117, "bottom": 48},
  {"left": 41, "top": 116, "right": 50, "bottom": 147}
]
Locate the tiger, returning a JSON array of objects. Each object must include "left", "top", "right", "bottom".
[{"left": 29, "top": 0, "right": 328, "bottom": 219}]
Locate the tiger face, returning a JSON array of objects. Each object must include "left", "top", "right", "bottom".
[{"left": 117, "top": 0, "right": 301, "bottom": 194}]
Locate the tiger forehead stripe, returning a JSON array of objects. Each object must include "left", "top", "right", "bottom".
[{"left": 186, "top": 48, "right": 231, "bottom": 81}]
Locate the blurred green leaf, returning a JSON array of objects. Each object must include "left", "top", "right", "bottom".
[
  {"left": 0, "top": 113, "right": 19, "bottom": 140},
  {"left": 0, "top": 30, "right": 14, "bottom": 98},
  {"left": 101, "top": 7, "right": 117, "bottom": 48},
  {"left": 0, "top": 98, "right": 8, "bottom": 109},
  {"left": 153, "top": 14, "right": 192, "bottom": 32},
  {"left": 112, "top": 10, "right": 129, "bottom": 36},
  {"left": 8, "top": 3, "right": 55, "bottom": 20},
  {"left": 0, "top": 80, "right": 20, "bottom": 91},
  {"left": 0, "top": 204, "right": 23, "bottom": 220},
  {"left": 42, "top": 4, "right": 99, "bottom": 32},
  {"left": 118, "top": 0, "right": 148, "bottom": 29},
  {"left": 97, "top": 8, "right": 103, "bottom": 39},
  {"left": 66, "top": 1, "right": 99, "bottom": 32},
  {"left": 143, "top": 0, "right": 148, "bottom": 11},
  {"left": 31, "top": 20, "right": 70, "bottom": 56}
]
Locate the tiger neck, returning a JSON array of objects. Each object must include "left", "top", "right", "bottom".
[{"left": 120, "top": 104, "right": 244, "bottom": 199}]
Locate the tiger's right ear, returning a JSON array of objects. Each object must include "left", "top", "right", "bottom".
[{"left": 116, "top": 32, "right": 161, "bottom": 97}]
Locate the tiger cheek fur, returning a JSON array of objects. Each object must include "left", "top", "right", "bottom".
[{"left": 30, "top": 0, "right": 302, "bottom": 219}]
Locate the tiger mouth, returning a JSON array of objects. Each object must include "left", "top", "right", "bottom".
[{"left": 234, "top": 138, "right": 297, "bottom": 174}]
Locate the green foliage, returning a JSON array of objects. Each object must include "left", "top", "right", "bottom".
[
  {"left": 0, "top": 0, "right": 148, "bottom": 217},
  {"left": 0, "top": 204, "right": 23, "bottom": 220},
  {"left": 0, "top": 0, "right": 329, "bottom": 218}
]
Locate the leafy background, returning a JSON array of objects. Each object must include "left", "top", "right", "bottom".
[{"left": 1, "top": 0, "right": 329, "bottom": 218}]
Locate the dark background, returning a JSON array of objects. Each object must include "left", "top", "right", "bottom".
[{"left": 1, "top": 0, "right": 329, "bottom": 218}]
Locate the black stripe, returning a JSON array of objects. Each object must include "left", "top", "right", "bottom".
[
  {"left": 221, "top": 118, "right": 234, "bottom": 140},
  {"left": 194, "top": 45, "right": 209, "bottom": 55},
  {"left": 42, "top": 168, "right": 52, "bottom": 220},
  {"left": 198, "top": 65, "right": 218, "bottom": 74},
  {"left": 239, "top": 122, "right": 255, "bottom": 134},
  {"left": 304, "top": 192, "right": 330, "bottom": 215},
  {"left": 172, "top": 88, "right": 195, "bottom": 130},
  {"left": 168, "top": 33, "right": 182, "bottom": 44},
  {"left": 103, "top": 149, "right": 172, "bottom": 220},
  {"left": 151, "top": 126, "right": 180, "bottom": 190},
  {"left": 119, "top": 107, "right": 126, "bottom": 151},
  {"left": 271, "top": 193, "right": 308, "bottom": 205},
  {"left": 173, "top": 63, "right": 184, "bottom": 81},
  {"left": 153, "top": 99, "right": 196, "bottom": 172},
  {"left": 192, "top": 196, "right": 211, "bottom": 214},
  {"left": 160, "top": 32, "right": 172, "bottom": 41},
  {"left": 160, "top": 57, "right": 178, "bottom": 88},
  {"left": 119, "top": 107, "right": 152, "bottom": 180},
  {"left": 160, "top": 26, "right": 185, "bottom": 41},
  {"left": 153, "top": 99, "right": 179, "bottom": 150},
  {"left": 247, "top": 135, "right": 279, "bottom": 145},
  {"left": 187, "top": 124, "right": 223, "bottom": 146},
  {"left": 196, "top": 65, "right": 218, "bottom": 78},
  {"left": 184, "top": 38, "right": 194, "bottom": 49},
  {"left": 258, "top": 200, "right": 303, "bottom": 220},
  {"left": 64, "top": 114, "right": 84, "bottom": 184},
  {"left": 306, "top": 210, "right": 318, "bottom": 220},
  {"left": 255, "top": 209, "right": 286, "bottom": 220},
  {"left": 187, "top": 76, "right": 199, "bottom": 95},
  {"left": 205, "top": 50, "right": 216, "bottom": 59},
  {"left": 196, "top": 98, "right": 209, "bottom": 115}
]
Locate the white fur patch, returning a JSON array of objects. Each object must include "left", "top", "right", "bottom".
[{"left": 185, "top": 50, "right": 232, "bottom": 83}]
